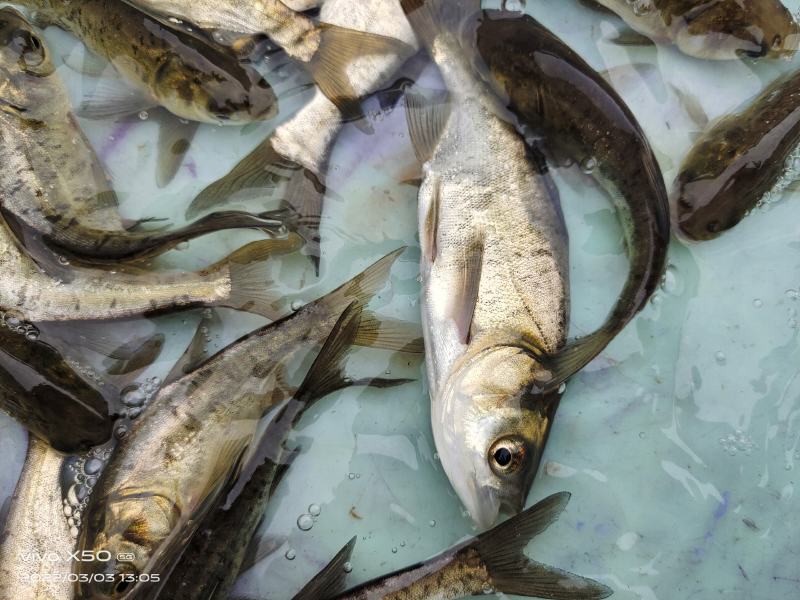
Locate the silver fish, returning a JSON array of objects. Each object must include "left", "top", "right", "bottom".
[
  {"left": 74, "top": 248, "right": 411, "bottom": 599},
  {"left": 0, "top": 214, "right": 303, "bottom": 323},
  {"left": 401, "top": 0, "right": 569, "bottom": 528},
  {"left": 0, "top": 438, "right": 75, "bottom": 600}
]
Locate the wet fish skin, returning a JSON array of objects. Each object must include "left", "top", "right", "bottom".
[
  {"left": 402, "top": 0, "right": 569, "bottom": 528},
  {"left": 14, "top": 0, "right": 278, "bottom": 124},
  {"left": 0, "top": 211, "right": 303, "bottom": 322},
  {"left": 74, "top": 249, "right": 406, "bottom": 600},
  {"left": 0, "top": 325, "right": 112, "bottom": 453},
  {"left": 0, "top": 438, "right": 75, "bottom": 600},
  {"left": 184, "top": 0, "right": 419, "bottom": 269},
  {"left": 296, "top": 492, "right": 613, "bottom": 600},
  {"left": 120, "top": 0, "right": 410, "bottom": 124},
  {"left": 676, "top": 72, "right": 800, "bottom": 240},
  {"left": 593, "top": 0, "right": 799, "bottom": 60},
  {"left": 475, "top": 10, "right": 670, "bottom": 387}
]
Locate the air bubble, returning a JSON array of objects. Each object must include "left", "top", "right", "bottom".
[
  {"left": 308, "top": 504, "right": 321, "bottom": 517},
  {"left": 291, "top": 300, "right": 303, "bottom": 311},
  {"left": 138, "top": 111, "right": 149, "bottom": 121},
  {"left": 753, "top": 299, "right": 763, "bottom": 308},
  {"left": 558, "top": 383, "right": 567, "bottom": 394},
  {"left": 285, "top": 549, "right": 296, "bottom": 560},
  {"left": 348, "top": 473, "right": 356, "bottom": 480},
  {"left": 429, "top": 520, "right": 436, "bottom": 527},
  {"left": 121, "top": 386, "right": 147, "bottom": 407},
  {"left": 343, "top": 562, "right": 353, "bottom": 573},
  {"left": 580, "top": 156, "right": 598, "bottom": 174},
  {"left": 715, "top": 351, "right": 727, "bottom": 365},
  {"left": 297, "top": 514, "right": 314, "bottom": 531},
  {"left": 84, "top": 459, "right": 103, "bottom": 475},
  {"left": 391, "top": 547, "right": 397, "bottom": 554}
]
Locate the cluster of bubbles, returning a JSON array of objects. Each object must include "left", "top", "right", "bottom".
[
  {"left": 296, "top": 503, "right": 322, "bottom": 532},
  {"left": 120, "top": 377, "right": 160, "bottom": 420},
  {"left": 0, "top": 310, "right": 40, "bottom": 341},
  {"left": 61, "top": 444, "right": 114, "bottom": 539},
  {"left": 719, "top": 429, "right": 758, "bottom": 457},
  {"left": 757, "top": 145, "right": 800, "bottom": 209},
  {"left": 67, "top": 359, "right": 106, "bottom": 388}
]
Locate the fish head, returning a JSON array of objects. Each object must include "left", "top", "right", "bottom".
[
  {"left": 153, "top": 53, "right": 278, "bottom": 125},
  {"left": 673, "top": 0, "right": 799, "bottom": 60},
  {"left": 437, "top": 345, "right": 559, "bottom": 528},
  {"left": 0, "top": 7, "right": 57, "bottom": 115},
  {"left": 675, "top": 121, "right": 761, "bottom": 240},
  {"left": 76, "top": 489, "right": 180, "bottom": 598}
]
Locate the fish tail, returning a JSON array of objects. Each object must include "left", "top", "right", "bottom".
[
  {"left": 307, "top": 24, "right": 413, "bottom": 132},
  {"left": 473, "top": 492, "right": 613, "bottom": 599},
  {"left": 213, "top": 234, "right": 305, "bottom": 319},
  {"left": 354, "top": 311, "right": 424, "bottom": 353},
  {"left": 292, "top": 537, "right": 357, "bottom": 600},
  {"left": 399, "top": 0, "right": 481, "bottom": 47}
]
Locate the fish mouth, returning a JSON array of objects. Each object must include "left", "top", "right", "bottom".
[{"left": 0, "top": 96, "right": 27, "bottom": 114}]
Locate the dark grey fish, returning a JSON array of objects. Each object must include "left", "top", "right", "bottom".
[
  {"left": 676, "top": 72, "right": 800, "bottom": 240},
  {"left": 475, "top": 9, "right": 670, "bottom": 390}
]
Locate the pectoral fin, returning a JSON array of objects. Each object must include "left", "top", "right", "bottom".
[
  {"left": 77, "top": 78, "right": 156, "bottom": 120},
  {"left": 155, "top": 112, "right": 200, "bottom": 187},
  {"left": 404, "top": 88, "right": 452, "bottom": 163}
]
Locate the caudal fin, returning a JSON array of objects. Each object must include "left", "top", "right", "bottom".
[
  {"left": 474, "top": 492, "right": 613, "bottom": 599},
  {"left": 292, "top": 537, "right": 357, "bottom": 600},
  {"left": 212, "top": 234, "right": 305, "bottom": 319},
  {"left": 307, "top": 24, "right": 413, "bottom": 132}
]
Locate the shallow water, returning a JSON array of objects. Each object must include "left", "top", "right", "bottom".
[{"left": 1, "top": 0, "right": 800, "bottom": 598}]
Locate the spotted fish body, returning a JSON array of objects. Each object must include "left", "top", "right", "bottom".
[
  {"left": 15, "top": 0, "right": 278, "bottom": 124},
  {"left": 300, "top": 493, "right": 613, "bottom": 600},
  {"left": 75, "top": 250, "right": 405, "bottom": 599},
  {"left": 0, "top": 438, "right": 75, "bottom": 600},
  {"left": 594, "top": 0, "right": 800, "bottom": 59},
  {"left": 676, "top": 71, "right": 800, "bottom": 240},
  {"left": 402, "top": 0, "right": 569, "bottom": 528}
]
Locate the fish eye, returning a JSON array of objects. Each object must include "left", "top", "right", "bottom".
[
  {"left": 706, "top": 220, "right": 721, "bottom": 233},
  {"left": 489, "top": 437, "right": 526, "bottom": 475},
  {"left": 772, "top": 34, "right": 783, "bottom": 49},
  {"left": 114, "top": 579, "right": 133, "bottom": 596}
]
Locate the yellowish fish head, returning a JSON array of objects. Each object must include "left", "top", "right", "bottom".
[
  {"left": 77, "top": 490, "right": 180, "bottom": 598},
  {"left": 153, "top": 52, "right": 278, "bottom": 125},
  {"left": 0, "top": 7, "right": 57, "bottom": 116},
  {"left": 673, "top": 0, "right": 799, "bottom": 60},
  {"left": 437, "top": 345, "right": 559, "bottom": 528}
]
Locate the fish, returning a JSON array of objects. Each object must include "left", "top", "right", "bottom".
[
  {"left": 0, "top": 324, "right": 112, "bottom": 453},
  {"left": 118, "top": 0, "right": 410, "bottom": 123},
  {"left": 292, "top": 492, "right": 613, "bottom": 600},
  {"left": 74, "top": 247, "right": 414, "bottom": 599},
  {"left": 0, "top": 7, "right": 288, "bottom": 257},
  {"left": 0, "top": 438, "right": 75, "bottom": 600},
  {"left": 0, "top": 212, "right": 304, "bottom": 323},
  {"left": 675, "top": 71, "right": 800, "bottom": 240},
  {"left": 585, "top": 0, "right": 800, "bottom": 60},
  {"left": 158, "top": 310, "right": 411, "bottom": 600},
  {"left": 475, "top": 10, "right": 670, "bottom": 391},
  {"left": 14, "top": 0, "right": 278, "bottom": 126},
  {"left": 183, "top": 0, "right": 420, "bottom": 266},
  {"left": 400, "top": 0, "right": 569, "bottom": 528}
]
